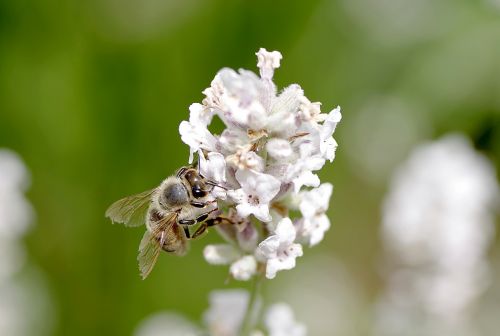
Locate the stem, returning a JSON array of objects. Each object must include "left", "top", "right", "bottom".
[{"left": 240, "top": 274, "right": 264, "bottom": 335}]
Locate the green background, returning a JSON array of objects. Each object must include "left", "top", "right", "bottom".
[{"left": 0, "top": 0, "right": 499, "bottom": 335}]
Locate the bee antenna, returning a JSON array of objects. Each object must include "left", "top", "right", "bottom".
[{"left": 206, "top": 180, "right": 227, "bottom": 190}]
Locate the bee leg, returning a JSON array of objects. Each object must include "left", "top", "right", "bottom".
[
  {"left": 191, "top": 222, "right": 208, "bottom": 239},
  {"left": 189, "top": 211, "right": 221, "bottom": 239},
  {"left": 183, "top": 226, "right": 191, "bottom": 239},
  {"left": 188, "top": 213, "right": 211, "bottom": 239},
  {"left": 178, "top": 219, "right": 196, "bottom": 225},
  {"left": 192, "top": 216, "right": 233, "bottom": 240},
  {"left": 190, "top": 201, "right": 206, "bottom": 208},
  {"left": 205, "top": 216, "right": 233, "bottom": 227},
  {"left": 191, "top": 199, "right": 218, "bottom": 208}
]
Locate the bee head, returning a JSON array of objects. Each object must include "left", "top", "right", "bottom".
[{"left": 182, "top": 168, "right": 208, "bottom": 199}]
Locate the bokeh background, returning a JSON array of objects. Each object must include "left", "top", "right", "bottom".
[{"left": 1, "top": 0, "right": 499, "bottom": 335}]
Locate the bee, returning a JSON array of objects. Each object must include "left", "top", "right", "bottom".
[{"left": 106, "top": 166, "right": 224, "bottom": 279}]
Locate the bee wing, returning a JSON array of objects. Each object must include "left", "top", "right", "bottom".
[
  {"left": 105, "top": 189, "right": 155, "bottom": 227},
  {"left": 137, "top": 229, "right": 162, "bottom": 280},
  {"left": 137, "top": 213, "right": 185, "bottom": 279}
]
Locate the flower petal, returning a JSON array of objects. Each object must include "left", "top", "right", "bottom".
[
  {"left": 251, "top": 204, "right": 273, "bottom": 222},
  {"left": 265, "top": 303, "right": 307, "bottom": 336},
  {"left": 274, "top": 217, "right": 297, "bottom": 244},
  {"left": 267, "top": 139, "right": 293, "bottom": 161},
  {"left": 230, "top": 255, "right": 257, "bottom": 281},
  {"left": 257, "top": 235, "right": 280, "bottom": 258},
  {"left": 299, "top": 183, "right": 333, "bottom": 218},
  {"left": 256, "top": 48, "right": 282, "bottom": 80},
  {"left": 203, "top": 244, "right": 240, "bottom": 265}
]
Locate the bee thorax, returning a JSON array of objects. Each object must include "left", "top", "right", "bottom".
[{"left": 162, "top": 181, "right": 189, "bottom": 207}]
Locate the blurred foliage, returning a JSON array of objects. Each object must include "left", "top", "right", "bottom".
[{"left": 0, "top": 0, "right": 499, "bottom": 335}]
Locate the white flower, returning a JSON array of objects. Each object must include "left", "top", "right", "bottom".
[
  {"left": 257, "top": 218, "right": 303, "bottom": 279},
  {"left": 230, "top": 255, "right": 257, "bottom": 281},
  {"left": 203, "top": 289, "right": 249, "bottom": 336},
  {"left": 228, "top": 169, "right": 281, "bottom": 222},
  {"left": 218, "top": 128, "right": 251, "bottom": 154},
  {"left": 198, "top": 151, "right": 228, "bottom": 200},
  {"left": 199, "top": 151, "right": 226, "bottom": 184},
  {"left": 266, "top": 138, "right": 293, "bottom": 161},
  {"left": 236, "top": 221, "right": 259, "bottom": 253},
  {"left": 179, "top": 105, "right": 218, "bottom": 163},
  {"left": 286, "top": 156, "right": 325, "bottom": 193},
  {"left": 265, "top": 303, "right": 306, "bottom": 336},
  {"left": 319, "top": 107, "right": 342, "bottom": 162},
  {"left": 203, "top": 243, "right": 257, "bottom": 281},
  {"left": 256, "top": 48, "right": 282, "bottom": 81},
  {"left": 203, "top": 244, "right": 240, "bottom": 265},
  {"left": 216, "top": 68, "right": 268, "bottom": 130},
  {"left": 188, "top": 102, "right": 214, "bottom": 127},
  {"left": 266, "top": 85, "right": 303, "bottom": 138},
  {"left": 226, "top": 146, "right": 265, "bottom": 172},
  {"left": 296, "top": 183, "right": 333, "bottom": 246},
  {"left": 298, "top": 96, "right": 323, "bottom": 123},
  {"left": 178, "top": 48, "right": 341, "bottom": 281}
]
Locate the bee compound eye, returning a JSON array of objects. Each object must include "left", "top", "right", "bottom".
[{"left": 191, "top": 186, "right": 206, "bottom": 198}]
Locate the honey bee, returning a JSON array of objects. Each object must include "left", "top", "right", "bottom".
[{"left": 106, "top": 166, "right": 224, "bottom": 279}]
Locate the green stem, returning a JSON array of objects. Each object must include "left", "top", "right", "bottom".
[{"left": 240, "top": 274, "right": 264, "bottom": 336}]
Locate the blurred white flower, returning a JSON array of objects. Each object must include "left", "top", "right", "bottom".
[
  {"left": 376, "top": 134, "right": 499, "bottom": 335},
  {"left": 203, "top": 244, "right": 258, "bottom": 281},
  {"left": 136, "top": 289, "right": 309, "bottom": 336},
  {"left": 203, "top": 244, "right": 240, "bottom": 265},
  {"left": 0, "top": 149, "right": 53, "bottom": 336},
  {"left": 0, "top": 241, "right": 26, "bottom": 282},
  {"left": 229, "top": 255, "right": 258, "bottom": 281},
  {"left": 0, "top": 150, "right": 33, "bottom": 240},
  {"left": 134, "top": 312, "right": 200, "bottom": 336},
  {"left": 0, "top": 149, "right": 33, "bottom": 280},
  {"left": 236, "top": 221, "right": 259, "bottom": 253},
  {"left": 265, "top": 303, "right": 307, "bottom": 336},
  {"left": 257, "top": 218, "right": 303, "bottom": 279},
  {"left": 203, "top": 289, "right": 249, "bottom": 336}
]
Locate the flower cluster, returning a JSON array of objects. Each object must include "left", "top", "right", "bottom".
[
  {"left": 376, "top": 135, "right": 499, "bottom": 335},
  {"left": 0, "top": 150, "right": 36, "bottom": 335},
  {"left": 179, "top": 48, "right": 341, "bottom": 280},
  {"left": 135, "top": 289, "right": 306, "bottom": 336}
]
